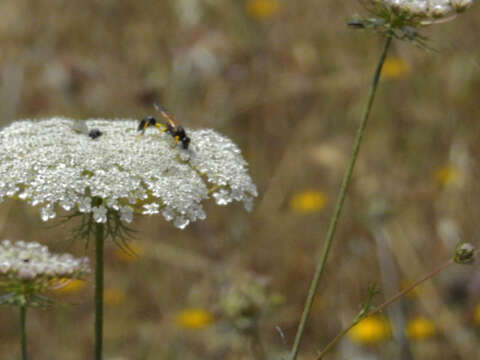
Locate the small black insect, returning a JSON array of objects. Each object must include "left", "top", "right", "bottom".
[
  {"left": 88, "top": 129, "right": 103, "bottom": 139},
  {"left": 72, "top": 120, "right": 103, "bottom": 140},
  {"left": 137, "top": 102, "right": 191, "bottom": 150}
]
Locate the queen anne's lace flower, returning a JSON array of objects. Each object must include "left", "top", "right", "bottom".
[
  {"left": 379, "top": 0, "right": 473, "bottom": 20},
  {"left": 0, "top": 240, "right": 90, "bottom": 280},
  {"left": 0, "top": 240, "right": 90, "bottom": 306},
  {"left": 0, "top": 118, "right": 257, "bottom": 229}
]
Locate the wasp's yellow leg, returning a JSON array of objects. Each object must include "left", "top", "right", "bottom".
[
  {"left": 154, "top": 124, "right": 168, "bottom": 137},
  {"left": 172, "top": 136, "right": 179, "bottom": 148},
  {"left": 136, "top": 123, "right": 150, "bottom": 141}
]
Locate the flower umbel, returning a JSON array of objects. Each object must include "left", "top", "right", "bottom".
[
  {"left": 0, "top": 240, "right": 90, "bottom": 307},
  {"left": 349, "top": 0, "right": 474, "bottom": 47},
  {"left": 0, "top": 119, "right": 257, "bottom": 230},
  {"left": 380, "top": 0, "right": 473, "bottom": 20},
  {"left": 218, "top": 276, "right": 283, "bottom": 334},
  {"left": 363, "top": 0, "right": 474, "bottom": 21}
]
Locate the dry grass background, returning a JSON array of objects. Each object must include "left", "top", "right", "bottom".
[{"left": 0, "top": 0, "right": 479, "bottom": 359}]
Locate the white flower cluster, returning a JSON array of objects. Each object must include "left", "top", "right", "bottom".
[
  {"left": 382, "top": 0, "right": 473, "bottom": 20},
  {"left": 0, "top": 118, "right": 257, "bottom": 229},
  {"left": 0, "top": 240, "right": 90, "bottom": 280}
]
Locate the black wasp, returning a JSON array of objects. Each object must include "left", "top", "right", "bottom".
[{"left": 137, "top": 102, "right": 191, "bottom": 149}]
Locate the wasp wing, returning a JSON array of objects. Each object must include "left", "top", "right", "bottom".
[
  {"left": 71, "top": 120, "right": 89, "bottom": 135},
  {"left": 154, "top": 102, "right": 178, "bottom": 129}
]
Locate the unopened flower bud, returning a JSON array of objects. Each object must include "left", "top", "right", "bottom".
[{"left": 454, "top": 242, "right": 475, "bottom": 264}]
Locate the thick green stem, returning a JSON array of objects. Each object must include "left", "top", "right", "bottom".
[
  {"left": 20, "top": 305, "right": 27, "bottom": 360},
  {"left": 289, "top": 36, "right": 392, "bottom": 360},
  {"left": 94, "top": 222, "right": 105, "bottom": 360}
]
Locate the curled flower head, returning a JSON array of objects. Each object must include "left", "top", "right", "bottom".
[
  {"left": 0, "top": 118, "right": 257, "bottom": 230},
  {"left": 218, "top": 276, "right": 283, "bottom": 333},
  {"left": 0, "top": 240, "right": 90, "bottom": 306}
]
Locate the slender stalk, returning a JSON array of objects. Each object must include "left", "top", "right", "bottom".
[
  {"left": 20, "top": 305, "right": 27, "bottom": 360},
  {"left": 315, "top": 258, "right": 454, "bottom": 359},
  {"left": 369, "top": 258, "right": 454, "bottom": 315},
  {"left": 289, "top": 36, "right": 392, "bottom": 360},
  {"left": 250, "top": 325, "right": 267, "bottom": 360},
  {"left": 94, "top": 222, "right": 105, "bottom": 360}
]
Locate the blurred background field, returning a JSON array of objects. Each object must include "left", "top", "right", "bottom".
[{"left": 0, "top": 0, "right": 479, "bottom": 359}]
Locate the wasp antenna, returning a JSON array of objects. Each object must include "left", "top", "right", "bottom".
[{"left": 153, "top": 101, "right": 167, "bottom": 113}]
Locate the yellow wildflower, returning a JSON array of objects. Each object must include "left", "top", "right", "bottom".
[
  {"left": 290, "top": 190, "right": 327, "bottom": 214},
  {"left": 52, "top": 279, "right": 86, "bottom": 294},
  {"left": 104, "top": 287, "right": 126, "bottom": 306},
  {"left": 474, "top": 304, "right": 480, "bottom": 325},
  {"left": 382, "top": 57, "right": 409, "bottom": 79},
  {"left": 114, "top": 241, "right": 145, "bottom": 263},
  {"left": 246, "top": 0, "right": 279, "bottom": 19},
  {"left": 175, "top": 308, "right": 214, "bottom": 329},
  {"left": 348, "top": 316, "right": 391, "bottom": 345},
  {"left": 433, "top": 165, "right": 461, "bottom": 187},
  {"left": 406, "top": 317, "right": 436, "bottom": 340}
]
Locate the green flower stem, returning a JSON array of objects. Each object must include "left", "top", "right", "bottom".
[
  {"left": 315, "top": 257, "right": 454, "bottom": 359},
  {"left": 94, "top": 222, "right": 105, "bottom": 360},
  {"left": 250, "top": 325, "right": 267, "bottom": 360},
  {"left": 20, "top": 305, "right": 27, "bottom": 360},
  {"left": 289, "top": 36, "right": 392, "bottom": 360}
]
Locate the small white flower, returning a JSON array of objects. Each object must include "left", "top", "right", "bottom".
[
  {"left": 142, "top": 203, "right": 160, "bottom": 215},
  {"left": 119, "top": 206, "right": 134, "bottom": 223},
  {"left": 92, "top": 206, "right": 108, "bottom": 223},
  {"left": 0, "top": 118, "right": 257, "bottom": 228}
]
